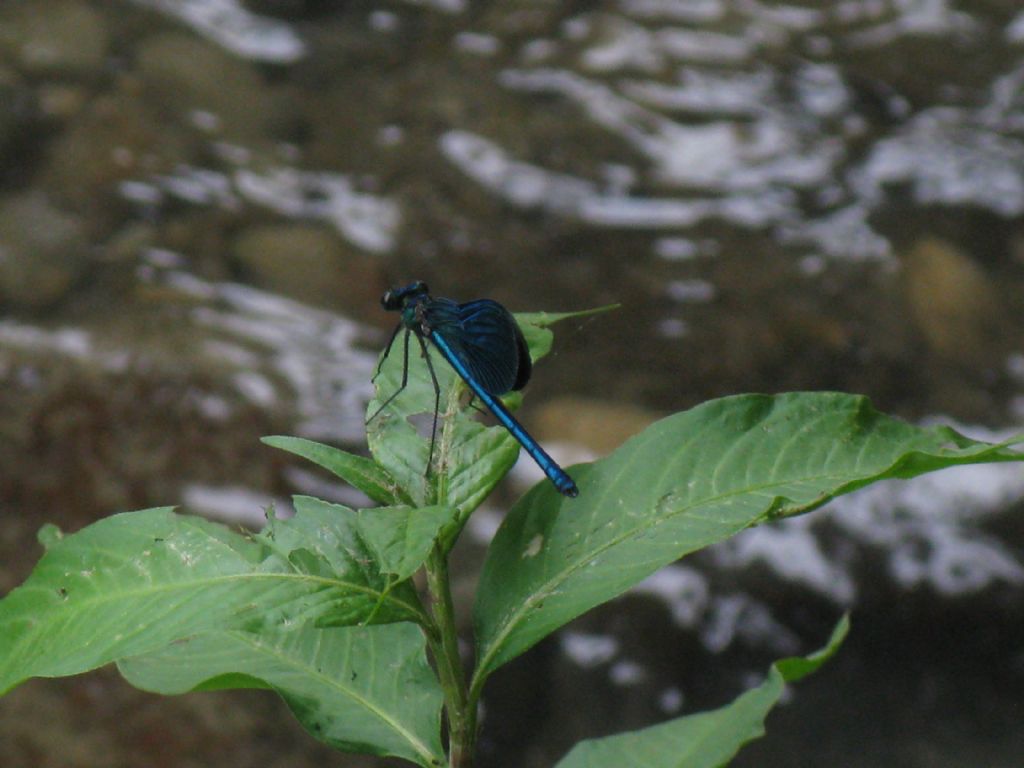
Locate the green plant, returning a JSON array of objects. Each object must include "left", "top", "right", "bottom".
[{"left": 1, "top": 309, "right": 1022, "bottom": 767}]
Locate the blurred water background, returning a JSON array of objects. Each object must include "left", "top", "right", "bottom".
[{"left": 1, "top": 0, "right": 1023, "bottom": 766}]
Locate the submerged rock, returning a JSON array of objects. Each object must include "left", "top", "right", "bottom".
[
  {"left": 0, "top": 0, "right": 109, "bottom": 79},
  {"left": 901, "top": 237, "right": 1006, "bottom": 365},
  {"left": 0, "top": 68, "right": 39, "bottom": 174},
  {"left": 41, "top": 91, "right": 191, "bottom": 214},
  {"left": 232, "top": 222, "right": 383, "bottom": 311},
  {"left": 0, "top": 192, "right": 90, "bottom": 309},
  {"left": 135, "top": 32, "right": 279, "bottom": 142}
]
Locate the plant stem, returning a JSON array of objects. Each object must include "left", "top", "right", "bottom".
[{"left": 425, "top": 545, "right": 475, "bottom": 767}]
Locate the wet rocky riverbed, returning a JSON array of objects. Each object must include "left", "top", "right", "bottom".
[{"left": 1, "top": 1, "right": 1023, "bottom": 766}]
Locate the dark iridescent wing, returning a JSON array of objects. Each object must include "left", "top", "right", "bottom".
[
  {"left": 510, "top": 315, "right": 532, "bottom": 391},
  {"left": 425, "top": 298, "right": 530, "bottom": 396}
]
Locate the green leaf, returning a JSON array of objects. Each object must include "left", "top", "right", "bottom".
[
  {"left": 262, "top": 496, "right": 428, "bottom": 628},
  {"left": 119, "top": 622, "right": 445, "bottom": 767},
  {"left": 0, "top": 504, "right": 428, "bottom": 695},
  {"left": 516, "top": 304, "right": 619, "bottom": 361},
  {"left": 355, "top": 505, "right": 454, "bottom": 581},
  {"left": 261, "top": 435, "right": 410, "bottom": 505},
  {"left": 516, "top": 306, "right": 620, "bottom": 329},
  {"left": 366, "top": 327, "right": 521, "bottom": 512},
  {"left": 554, "top": 616, "right": 849, "bottom": 768},
  {"left": 473, "top": 393, "right": 1024, "bottom": 683}
]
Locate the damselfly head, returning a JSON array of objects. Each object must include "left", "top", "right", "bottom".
[{"left": 381, "top": 281, "right": 430, "bottom": 311}]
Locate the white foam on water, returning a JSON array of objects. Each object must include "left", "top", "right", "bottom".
[
  {"left": 453, "top": 32, "right": 501, "bottom": 56},
  {"left": 398, "top": 0, "right": 466, "bottom": 13},
  {"left": 128, "top": 0, "right": 306, "bottom": 62},
  {"left": 561, "top": 631, "right": 620, "bottom": 668},
  {"left": 619, "top": 0, "right": 725, "bottom": 23},
  {"left": 853, "top": 108, "right": 1024, "bottom": 216},
  {"left": 843, "top": 0, "right": 975, "bottom": 48},
  {"left": 713, "top": 515, "right": 857, "bottom": 603},
  {"left": 632, "top": 565, "right": 710, "bottom": 627},
  {"left": 441, "top": 127, "right": 800, "bottom": 230},
  {"left": 1008, "top": 11, "right": 1024, "bottom": 43},
  {"left": 778, "top": 203, "right": 893, "bottom": 262},
  {"left": 700, "top": 593, "right": 800, "bottom": 654},
  {"left": 440, "top": 130, "right": 596, "bottom": 213},
  {"left": 234, "top": 168, "right": 400, "bottom": 254},
  {"left": 129, "top": 165, "right": 401, "bottom": 255},
  {"left": 622, "top": 67, "right": 774, "bottom": 116}
]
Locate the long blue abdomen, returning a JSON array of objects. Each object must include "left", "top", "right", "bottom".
[{"left": 428, "top": 330, "right": 578, "bottom": 498}]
